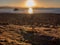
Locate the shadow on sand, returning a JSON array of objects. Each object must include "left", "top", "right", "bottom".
[{"left": 20, "top": 29, "right": 60, "bottom": 45}]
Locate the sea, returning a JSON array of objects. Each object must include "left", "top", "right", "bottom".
[{"left": 0, "top": 8, "right": 60, "bottom": 14}]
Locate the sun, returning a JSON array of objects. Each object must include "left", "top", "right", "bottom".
[
  {"left": 26, "top": 0, "right": 35, "bottom": 7},
  {"left": 26, "top": 0, "right": 35, "bottom": 14}
]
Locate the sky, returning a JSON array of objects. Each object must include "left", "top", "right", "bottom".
[{"left": 0, "top": 0, "right": 60, "bottom": 8}]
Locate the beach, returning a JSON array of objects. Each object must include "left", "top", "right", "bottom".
[{"left": 0, "top": 13, "right": 60, "bottom": 45}]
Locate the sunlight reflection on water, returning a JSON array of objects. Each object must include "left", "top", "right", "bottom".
[{"left": 28, "top": 8, "right": 33, "bottom": 14}]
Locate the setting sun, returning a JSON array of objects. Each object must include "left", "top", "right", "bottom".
[
  {"left": 26, "top": 0, "right": 35, "bottom": 7},
  {"left": 26, "top": 0, "right": 35, "bottom": 14}
]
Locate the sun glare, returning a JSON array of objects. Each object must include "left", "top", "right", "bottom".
[
  {"left": 28, "top": 8, "right": 33, "bottom": 14},
  {"left": 26, "top": 0, "right": 35, "bottom": 14},
  {"left": 26, "top": 0, "right": 35, "bottom": 7}
]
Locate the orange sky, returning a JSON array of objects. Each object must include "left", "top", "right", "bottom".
[{"left": 0, "top": 0, "right": 60, "bottom": 8}]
